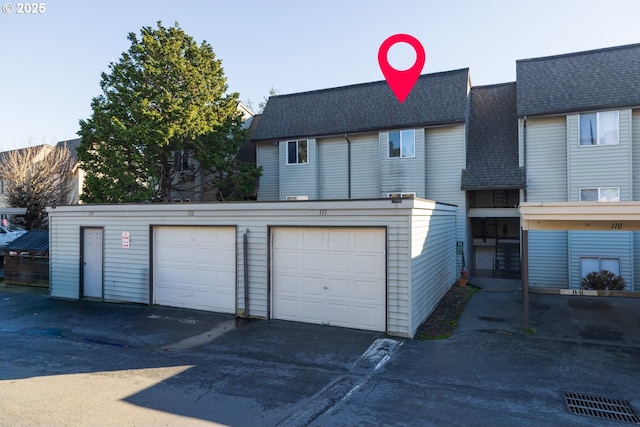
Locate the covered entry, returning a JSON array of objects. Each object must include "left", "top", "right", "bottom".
[
  {"left": 271, "top": 227, "right": 386, "bottom": 332},
  {"left": 153, "top": 226, "right": 236, "bottom": 313},
  {"left": 520, "top": 201, "right": 640, "bottom": 327}
]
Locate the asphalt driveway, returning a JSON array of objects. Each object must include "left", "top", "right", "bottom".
[{"left": 0, "top": 283, "right": 639, "bottom": 426}]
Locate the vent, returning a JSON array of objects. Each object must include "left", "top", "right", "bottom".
[{"left": 564, "top": 392, "right": 640, "bottom": 424}]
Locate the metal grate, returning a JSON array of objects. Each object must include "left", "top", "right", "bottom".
[{"left": 564, "top": 392, "right": 640, "bottom": 424}]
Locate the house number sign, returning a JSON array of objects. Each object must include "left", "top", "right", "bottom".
[{"left": 122, "top": 231, "right": 130, "bottom": 249}]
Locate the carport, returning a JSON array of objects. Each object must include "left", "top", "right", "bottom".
[{"left": 520, "top": 201, "right": 640, "bottom": 328}]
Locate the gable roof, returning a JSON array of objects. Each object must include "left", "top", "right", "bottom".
[
  {"left": 517, "top": 43, "right": 640, "bottom": 117},
  {"left": 56, "top": 138, "right": 81, "bottom": 162},
  {"left": 462, "top": 83, "right": 525, "bottom": 190},
  {"left": 251, "top": 68, "right": 470, "bottom": 142}
]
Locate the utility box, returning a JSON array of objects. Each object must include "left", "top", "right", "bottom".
[{"left": 4, "top": 230, "right": 49, "bottom": 288}]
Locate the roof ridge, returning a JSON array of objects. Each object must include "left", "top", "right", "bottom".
[
  {"left": 271, "top": 68, "right": 470, "bottom": 99},
  {"left": 516, "top": 42, "right": 640, "bottom": 64}
]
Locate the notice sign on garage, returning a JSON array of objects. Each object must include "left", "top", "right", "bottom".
[{"left": 122, "top": 231, "right": 130, "bottom": 249}]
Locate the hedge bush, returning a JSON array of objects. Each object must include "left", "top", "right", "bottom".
[{"left": 580, "top": 270, "right": 626, "bottom": 291}]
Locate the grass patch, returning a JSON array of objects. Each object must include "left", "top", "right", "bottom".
[{"left": 415, "top": 285, "right": 478, "bottom": 340}]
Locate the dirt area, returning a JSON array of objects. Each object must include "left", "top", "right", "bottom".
[{"left": 415, "top": 284, "right": 478, "bottom": 340}]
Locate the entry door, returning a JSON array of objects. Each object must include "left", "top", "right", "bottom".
[{"left": 83, "top": 228, "right": 103, "bottom": 298}]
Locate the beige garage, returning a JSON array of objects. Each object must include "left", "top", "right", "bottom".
[
  {"left": 271, "top": 227, "right": 386, "bottom": 331},
  {"left": 153, "top": 226, "right": 236, "bottom": 313}
]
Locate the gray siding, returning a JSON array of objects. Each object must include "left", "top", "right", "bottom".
[
  {"left": 525, "top": 117, "right": 567, "bottom": 201},
  {"left": 410, "top": 209, "right": 457, "bottom": 336},
  {"left": 279, "top": 139, "right": 317, "bottom": 200},
  {"left": 257, "top": 143, "right": 279, "bottom": 201},
  {"left": 633, "top": 110, "right": 640, "bottom": 200},
  {"left": 48, "top": 199, "right": 456, "bottom": 338},
  {"left": 350, "top": 134, "right": 380, "bottom": 198},
  {"left": 318, "top": 137, "right": 348, "bottom": 199},
  {"left": 380, "top": 129, "right": 425, "bottom": 197},
  {"left": 634, "top": 232, "right": 640, "bottom": 291},
  {"left": 568, "top": 231, "right": 633, "bottom": 290},
  {"left": 425, "top": 125, "right": 467, "bottom": 271},
  {"left": 566, "top": 111, "right": 632, "bottom": 202},
  {"left": 528, "top": 230, "right": 568, "bottom": 288},
  {"left": 633, "top": 110, "right": 640, "bottom": 290}
]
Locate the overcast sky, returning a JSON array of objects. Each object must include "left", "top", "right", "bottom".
[{"left": 1, "top": 0, "right": 639, "bottom": 150}]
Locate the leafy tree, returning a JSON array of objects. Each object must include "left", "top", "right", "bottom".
[
  {"left": 78, "top": 22, "right": 259, "bottom": 203},
  {"left": 0, "top": 145, "right": 75, "bottom": 230}
]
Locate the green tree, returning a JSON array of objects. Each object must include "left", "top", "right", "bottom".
[{"left": 78, "top": 22, "right": 259, "bottom": 203}]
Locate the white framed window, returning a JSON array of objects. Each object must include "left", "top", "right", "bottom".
[
  {"left": 579, "top": 111, "right": 619, "bottom": 146},
  {"left": 581, "top": 257, "right": 620, "bottom": 277},
  {"left": 287, "top": 140, "right": 308, "bottom": 164},
  {"left": 579, "top": 187, "right": 620, "bottom": 202},
  {"left": 388, "top": 129, "right": 415, "bottom": 158}
]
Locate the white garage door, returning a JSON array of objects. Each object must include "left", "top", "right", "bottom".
[
  {"left": 154, "top": 226, "right": 236, "bottom": 313},
  {"left": 272, "top": 227, "right": 386, "bottom": 331}
]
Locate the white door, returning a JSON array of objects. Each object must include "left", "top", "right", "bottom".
[
  {"left": 154, "top": 226, "right": 236, "bottom": 313},
  {"left": 83, "top": 228, "right": 103, "bottom": 298},
  {"left": 272, "top": 227, "right": 386, "bottom": 332}
]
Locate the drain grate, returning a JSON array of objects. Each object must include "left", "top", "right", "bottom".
[{"left": 564, "top": 392, "right": 640, "bottom": 424}]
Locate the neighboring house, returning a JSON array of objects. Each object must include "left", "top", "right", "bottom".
[
  {"left": 56, "top": 138, "right": 83, "bottom": 204},
  {"left": 170, "top": 101, "right": 256, "bottom": 202},
  {"left": 251, "top": 69, "right": 471, "bottom": 272},
  {"left": 516, "top": 43, "right": 640, "bottom": 291},
  {"left": 0, "top": 140, "right": 83, "bottom": 208}
]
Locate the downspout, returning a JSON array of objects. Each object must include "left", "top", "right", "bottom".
[
  {"left": 243, "top": 228, "right": 250, "bottom": 317},
  {"left": 345, "top": 133, "right": 352, "bottom": 199},
  {"left": 522, "top": 116, "right": 527, "bottom": 202},
  {"left": 521, "top": 115, "right": 529, "bottom": 329}
]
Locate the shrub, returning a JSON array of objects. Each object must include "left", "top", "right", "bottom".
[{"left": 580, "top": 270, "right": 626, "bottom": 291}]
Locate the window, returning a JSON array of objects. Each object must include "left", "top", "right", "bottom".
[
  {"left": 579, "top": 187, "right": 620, "bottom": 202},
  {"left": 174, "top": 149, "right": 190, "bottom": 172},
  {"left": 388, "top": 129, "right": 415, "bottom": 158},
  {"left": 581, "top": 257, "right": 620, "bottom": 277},
  {"left": 387, "top": 192, "right": 416, "bottom": 199},
  {"left": 287, "top": 140, "right": 308, "bottom": 164},
  {"left": 579, "top": 111, "right": 619, "bottom": 146}
]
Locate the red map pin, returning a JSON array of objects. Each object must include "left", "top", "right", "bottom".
[{"left": 378, "top": 34, "right": 426, "bottom": 103}]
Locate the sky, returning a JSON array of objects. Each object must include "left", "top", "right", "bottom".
[{"left": 1, "top": 0, "right": 639, "bottom": 151}]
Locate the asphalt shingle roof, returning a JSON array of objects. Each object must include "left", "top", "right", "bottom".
[
  {"left": 462, "top": 83, "right": 525, "bottom": 190},
  {"left": 517, "top": 43, "right": 640, "bottom": 117},
  {"left": 251, "top": 68, "right": 470, "bottom": 142}
]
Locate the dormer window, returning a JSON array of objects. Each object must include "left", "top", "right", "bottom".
[
  {"left": 579, "top": 111, "right": 619, "bottom": 146},
  {"left": 287, "top": 140, "right": 308, "bottom": 164}
]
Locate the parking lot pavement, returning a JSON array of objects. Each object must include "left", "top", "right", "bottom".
[{"left": 1, "top": 284, "right": 639, "bottom": 426}]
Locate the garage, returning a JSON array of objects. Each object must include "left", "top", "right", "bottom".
[
  {"left": 153, "top": 226, "right": 236, "bottom": 313},
  {"left": 271, "top": 227, "right": 386, "bottom": 331}
]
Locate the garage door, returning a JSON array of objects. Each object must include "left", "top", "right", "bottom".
[
  {"left": 154, "top": 226, "right": 236, "bottom": 313},
  {"left": 272, "top": 227, "right": 386, "bottom": 331}
]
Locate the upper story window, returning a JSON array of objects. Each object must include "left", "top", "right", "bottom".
[
  {"left": 287, "top": 140, "right": 308, "bottom": 164},
  {"left": 174, "top": 149, "right": 191, "bottom": 172},
  {"left": 579, "top": 187, "right": 620, "bottom": 202},
  {"left": 579, "top": 111, "right": 619, "bottom": 146},
  {"left": 388, "top": 129, "right": 415, "bottom": 158}
]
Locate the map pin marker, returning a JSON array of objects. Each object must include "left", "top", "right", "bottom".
[{"left": 378, "top": 34, "right": 426, "bottom": 103}]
